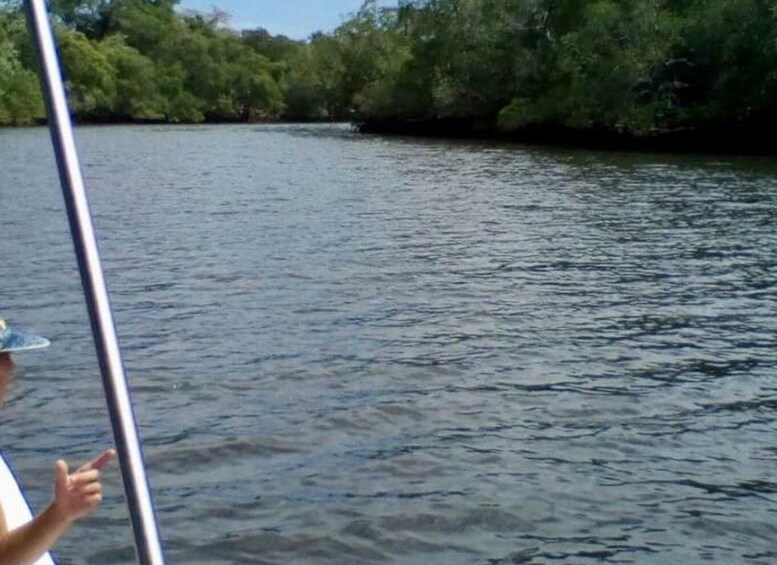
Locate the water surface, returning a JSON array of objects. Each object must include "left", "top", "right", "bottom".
[{"left": 1, "top": 124, "right": 777, "bottom": 563}]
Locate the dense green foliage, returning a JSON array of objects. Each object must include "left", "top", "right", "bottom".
[
  {"left": 350, "top": 0, "right": 777, "bottom": 136},
  {"left": 0, "top": 0, "right": 289, "bottom": 124},
  {"left": 1, "top": 0, "right": 776, "bottom": 138}
]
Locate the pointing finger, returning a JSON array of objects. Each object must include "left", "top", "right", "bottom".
[{"left": 80, "top": 449, "right": 116, "bottom": 473}]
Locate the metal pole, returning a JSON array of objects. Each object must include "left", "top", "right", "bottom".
[{"left": 22, "top": 1, "right": 165, "bottom": 563}]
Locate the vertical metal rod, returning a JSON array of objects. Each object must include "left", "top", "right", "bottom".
[{"left": 22, "top": 1, "right": 165, "bottom": 563}]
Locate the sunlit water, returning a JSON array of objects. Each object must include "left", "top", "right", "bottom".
[{"left": 1, "top": 124, "right": 777, "bottom": 564}]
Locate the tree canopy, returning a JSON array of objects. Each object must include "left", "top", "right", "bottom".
[
  {"left": 1, "top": 0, "right": 776, "bottom": 143},
  {"left": 349, "top": 0, "right": 777, "bottom": 140}
]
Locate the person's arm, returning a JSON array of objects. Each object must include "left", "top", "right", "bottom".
[{"left": 0, "top": 449, "right": 115, "bottom": 565}]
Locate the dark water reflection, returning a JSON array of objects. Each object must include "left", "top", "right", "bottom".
[{"left": 2, "top": 124, "right": 777, "bottom": 563}]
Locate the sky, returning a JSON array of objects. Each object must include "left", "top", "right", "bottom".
[{"left": 177, "top": 1, "right": 393, "bottom": 40}]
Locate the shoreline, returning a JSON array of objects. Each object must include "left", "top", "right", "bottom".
[{"left": 4, "top": 116, "right": 776, "bottom": 156}]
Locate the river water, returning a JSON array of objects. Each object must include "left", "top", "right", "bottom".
[{"left": 1, "top": 124, "right": 777, "bottom": 564}]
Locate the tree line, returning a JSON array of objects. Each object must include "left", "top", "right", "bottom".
[{"left": 2, "top": 0, "right": 776, "bottom": 144}]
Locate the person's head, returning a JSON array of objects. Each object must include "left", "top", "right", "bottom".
[
  {"left": 0, "top": 353, "right": 12, "bottom": 408},
  {"left": 0, "top": 317, "right": 49, "bottom": 408},
  {"left": 0, "top": 317, "right": 49, "bottom": 355}
]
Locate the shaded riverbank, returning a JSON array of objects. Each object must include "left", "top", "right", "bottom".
[{"left": 357, "top": 118, "right": 777, "bottom": 156}]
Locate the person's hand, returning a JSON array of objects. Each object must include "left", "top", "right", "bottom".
[{"left": 52, "top": 449, "right": 116, "bottom": 525}]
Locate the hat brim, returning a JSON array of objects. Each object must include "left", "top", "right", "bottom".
[{"left": 0, "top": 330, "right": 50, "bottom": 353}]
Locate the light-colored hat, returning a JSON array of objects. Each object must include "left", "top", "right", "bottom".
[{"left": 0, "top": 317, "right": 50, "bottom": 353}]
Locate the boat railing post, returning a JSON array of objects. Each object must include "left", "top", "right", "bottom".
[{"left": 22, "top": 1, "right": 165, "bottom": 563}]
